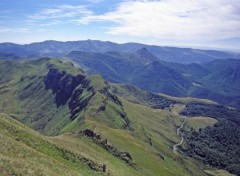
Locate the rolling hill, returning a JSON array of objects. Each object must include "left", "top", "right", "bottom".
[
  {"left": 0, "top": 58, "right": 200, "bottom": 175},
  {"left": 0, "top": 58, "right": 132, "bottom": 135},
  {"left": 66, "top": 49, "right": 193, "bottom": 97},
  {"left": 0, "top": 58, "right": 239, "bottom": 175},
  {"left": 0, "top": 40, "right": 239, "bottom": 108},
  {"left": 0, "top": 40, "right": 238, "bottom": 63},
  {"left": 0, "top": 113, "right": 103, "bottom": 176},
  {"left": 1, "top": 44, "right": 239, "bottom": 108},
  {"left": 66, "top": 49, "right": 240, "bottom": 108}
]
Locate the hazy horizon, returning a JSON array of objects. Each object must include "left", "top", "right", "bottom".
[
  {"left": 1, "top": 0, "right": 240, "bottom": 51},
  {"left": 1, "top": 39, "right": 239, "bottom": 53}
]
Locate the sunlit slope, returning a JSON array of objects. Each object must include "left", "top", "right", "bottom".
[
  {"left": 1, "top": 58, "right": 237, "bottom": 175},
  {"left": 0, "top": 113, "right": 103, "bottom": 176},
  {"left": 0, "top": 59, "right": 130, "bottom": 135},
  {"left": 0, "top": 106, "right": 207, "bottom": 176},
  {"left": 75, "top": 98, "right": 207, "bottom": 176}
]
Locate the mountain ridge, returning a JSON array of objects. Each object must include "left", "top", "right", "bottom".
[
  {"left": 67, "top": 49, "right": 240, "bottom": 108},
  {"left": 0, "top": 39, "right": 239, "bottom": 64},
  {"left": 0, "top": 58, "right": 239, "bottom": 175},
  {"left": 0, "top": 58, "right": 211, "bottom": 176},
  {"left": 0, "top": 43, "right": 239, "bottom": 108}
]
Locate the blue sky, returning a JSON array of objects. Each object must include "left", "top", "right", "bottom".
[{"left": 0, "top": 0, "right": 240, "bottom": 51}]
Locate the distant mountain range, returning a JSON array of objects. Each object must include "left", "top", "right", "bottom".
[
  {"left": 67, "top": 48, "right": 240, "bottom": 108},
  {"left": 0, "top": 40, "right": 239, "bottom": 108},
  {"left": 0, "top": 40, "right": 239, "bottom": 63}
]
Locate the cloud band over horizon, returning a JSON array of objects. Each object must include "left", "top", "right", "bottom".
[{"left": 0, "top": 0, "right": 239, "bottom": 50}]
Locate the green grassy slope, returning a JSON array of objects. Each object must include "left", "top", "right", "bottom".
[
  {"left": 0, "top": 58, "right": 84, "bottom": 135},
  {"left": 66, "top": 49, "right": 240, "bottom": 108},
  {"left": 0, "top": 113, "right": 103, "bottom": 176},
  {"left": 0, "top": 58, "right": 130, "bottom": 135},
  {"left": 56, "top": 100, "right": 207, "bottom": 176},
  {"left": 0, "top": 105, "right": 207, "bottom": 176},
  {"left": 184, "top": 116, "right": 218, "bottom": 131},
  {"left": 110, "top": 83, "right": 240, "bottom": 175},
  {"left": 1, "top": 58, "right": 236, "bottom": 176}
]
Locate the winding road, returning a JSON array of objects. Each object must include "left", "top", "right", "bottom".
[{"left": 173, "top": 116, "right": 187, "bottom": 154}]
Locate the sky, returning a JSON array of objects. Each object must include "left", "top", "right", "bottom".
[{"left": 0, "top": 0, "right": 240, "bottom": 51}]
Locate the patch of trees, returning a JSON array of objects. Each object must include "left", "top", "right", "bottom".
[
  {"left": 181, "top": 102, "right": 240, "bottom": 125},
  {"left": 146, "top": 93, "right": 175, "bottom": 109},
  {"left": 182, "top": 119, "right": 240, "bottom": 176}
]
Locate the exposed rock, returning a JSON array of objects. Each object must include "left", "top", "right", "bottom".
[
  {"left": 57, "top": 147, "right": 104, "bottom": 172},
  {"left": 97, "top": 103, "right": 106, "bottom": 113},
  {"left": 44, "top": 68, "right": 85, "bottom": 106},
  {"left": 77, "top": 129, "right": 137, "bottom": 169},
  {"left": 100, "top": 86, "right": 122, "bottom": 107},
  {"left": 44, "top": 68, "right": 65, "bottom": 93},
  {"left": 99, "top": 84, "right": 133, "bottom": 130},
  {"left": 156, "top": 153, "right": 165, "bottom": 160},
  {"left": 103, "top": 164, "right": 106, "bottom": 172},
  {"left": 147, "top": 137, "right": 152, "bottom": 146},
  {"left": 79, "top": 129, "right": 100, "bottom": 139},
  {"left": 68, "top": 91, "right": 94, "bottom": 120},
  {"left": 88, "top": 162, "right": 102, "bottom": 171}
]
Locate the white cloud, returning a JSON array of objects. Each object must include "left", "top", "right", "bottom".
[
  {"left": 29, "top": 5, "right": 93, "bottom": 21},
  {"left": 85, "top": 0, "right": 105, "bottom": 3},
  {"left": 38, "top": 20, "right": 62, "bottom": 27},
  {"left": 77, "top": 0, "right": 240, "bottom": 41},
  {"left": 0, "top": 27, "right": 29, "bottom": 33}
]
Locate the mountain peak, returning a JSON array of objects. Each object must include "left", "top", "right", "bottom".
[
  {"left": 133, "top": 47, "right": 159, "bottom": 63},
  {"left": 135, "top": 47, "right": 150, "bottom": 56}
]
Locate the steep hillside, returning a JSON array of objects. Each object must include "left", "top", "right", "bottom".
[
  {"left": 0, "top": 58, "right": 130, "bottom": 135},
  {"left": 129, "top": 61, "right": 192, "bottom": 96},
  {"left": 180, "top": 102, "right": 240, "bottom": 175},
  {"left": 0, "top": 58, "right": 239, "bottom": 176},
  {"left": 0, "top": 58, "right": 211, "bottom": 176},
  {"left": 201, "top": 59, "right": 240, "bottom": 97},
  {"left": 67, "top": 50, "right": 193, "bottom": 96},
  {"left": 0, "top": 113, "right": 103, "bottom": 176},
  {"left": 67, "top": 50, "right": 240, "bottom": 108},
  {"left": 0, "top": 103, "right": 207, "bottom": 176},
  {"left": 111, "top": 83, "right": 240, "bottom": 175},
  {"left": 0, "top": 52, "right": 22, "bottom": 60},
  {"left": 0, "top": 40, "right": 239, "bottom": 107},
  {"left": 173, "top": 59, "right": 240, "bottom": 108},
  {"left": 66, "top": 50, "right": 141, "bottom": 83}
]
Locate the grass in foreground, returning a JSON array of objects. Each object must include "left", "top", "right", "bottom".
[{"left": 0, "top": 113, "right": 102, "bottom": 176}]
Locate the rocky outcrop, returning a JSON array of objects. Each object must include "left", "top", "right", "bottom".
[
  {"left": 100, "top": 85, "right": 132, "bottom": 130},
  {"left": 44, "top": 67, "right": 96, "bottom": 121},
  {"left": 44, "top": 68, "right": 85, "bottom": 106},
  {"left": 100, "top": 87, "right": 123, "bottom": 107},
  {"left": 77, "top": 129, "right": 137, "bottom": 168},
  {"left": 56, "top": 146, "right": 105, "bottom": 172},
  {"left": 68, "top": 83, "right": 94, "bottom": 120}
]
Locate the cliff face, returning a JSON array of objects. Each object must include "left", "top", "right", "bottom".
[
  {"left": 43, "top": 65, "right": 133, "bottom": 131},
  {"left": 43, "top": 66, "right": 133, "bottom": 131},
  {"left": 44, "top": 67, "right": 86, "bottom": 106},
  {"left": 44, "top": 67, "right": 96, "bottom": 123},
  {"left": 0, "top": 59, "right": 132, "bottom": 135}
]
